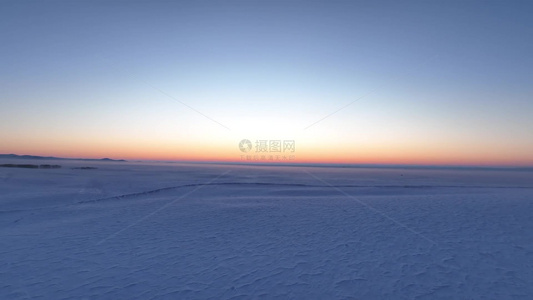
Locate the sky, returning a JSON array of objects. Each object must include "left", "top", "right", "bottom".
[{"left": 1, "top": 0, "right": 532, "bottom": 166}]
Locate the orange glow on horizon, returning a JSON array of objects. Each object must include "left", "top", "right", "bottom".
[{"left": 2, "top": 141, "right": 532, "bottom": 167}]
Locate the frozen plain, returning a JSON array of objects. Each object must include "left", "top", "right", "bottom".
[{"left": 1, "top": 159, "right": 533, "bottom": 299}]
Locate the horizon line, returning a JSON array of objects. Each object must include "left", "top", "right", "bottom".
[{"left": 2, "top": 153, "right": 533, "bottom": 171}]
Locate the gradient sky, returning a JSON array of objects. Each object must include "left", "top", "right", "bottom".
[{"left": 1, "top": 1, "right": 532, "bottom": 166}]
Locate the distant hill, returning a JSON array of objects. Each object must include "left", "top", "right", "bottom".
[{"left": 0, "top": 154, "right": 126, "bottom": 162}]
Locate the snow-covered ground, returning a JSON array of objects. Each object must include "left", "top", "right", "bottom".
[{"left": 1, "top": 159, "right": 532, "bottom": 299}]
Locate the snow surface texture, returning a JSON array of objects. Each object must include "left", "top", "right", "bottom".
[{"left": 1, "top": 159, "right": 532, "bottom": 299}]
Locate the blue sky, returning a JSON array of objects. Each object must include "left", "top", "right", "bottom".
[{"left": 1, "top": 1, "right": 532, "bottom": 165}]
